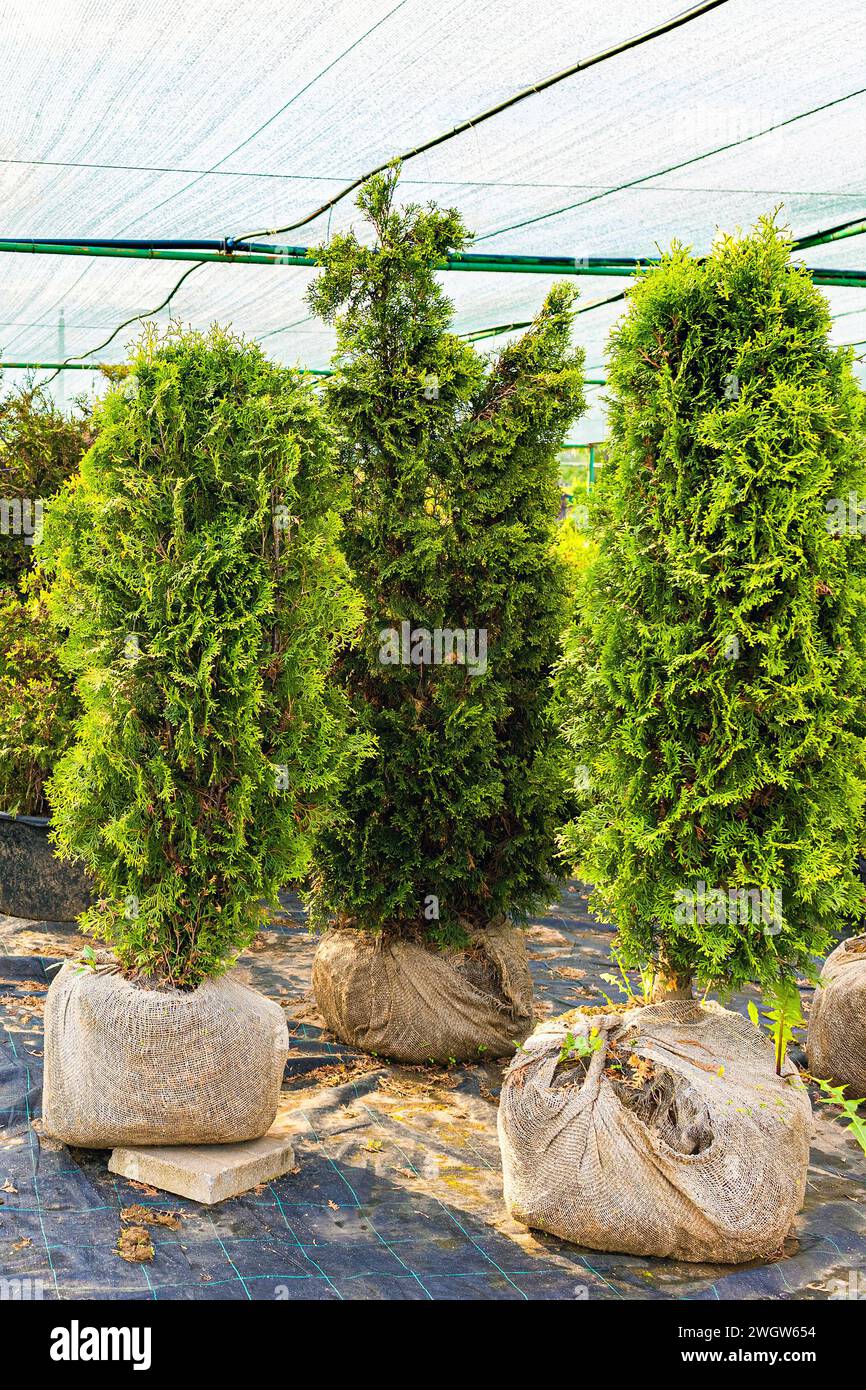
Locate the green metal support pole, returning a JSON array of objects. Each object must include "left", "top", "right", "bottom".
[
  {"left": 0, "top": 240, "right": 863, "bottom": 291},
  {"left": 0, "top": 359, "right": 334, "bottom": 374},
  {"left": 0, "top": 358, "right": 606, "bottom": 384},
  {"left": 0, "top": 240, "right": 310, "bottom": 267},
  {"left": 0, "top": 360, "right": 106, "bottom": 370},
  {"left": 589, "top": 445, "right": 595, "bottom": 487},
  {"left": 0, "top": 239, "right": 623, "bottom": 277},
  {"left": 794, "top": 220, "right": 866, "bottom": 252}
]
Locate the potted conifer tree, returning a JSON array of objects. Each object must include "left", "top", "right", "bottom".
[
  {"left": 0, "top": 383, "right": 93, "bottom": 919},
  {"left": 306, "top": 171, "right": 585, "bottom": 1063},
  {"left": 499, "top": 220, "right": 866, "bottom": 1263},
  {"left": 39, "top": 325, "right": 367, "bottom": 1147}
]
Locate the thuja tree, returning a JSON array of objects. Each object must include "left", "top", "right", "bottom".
[
  {"left": 307, "top": 171, "right": 585, "bottom": 943},
  {"left": 0, "top": 382, "right": 91, "bottom": 588},
  {"left": 0, "top": 384, "right": 91, "bottom": 814},
  {"left": 561, "top": 219, "right": 866, "bottom": 995},
  {"left": 40, "top": 326, "right": 366, "bottom": 987},
  {"left": 0, "top": 576, "right": 81, "bottom": 815}
]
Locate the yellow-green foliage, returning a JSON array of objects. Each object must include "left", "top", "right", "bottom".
[
  {"left": 40, "top": 325, "right": 369, "bottom": 987},
  {"left": 0, "top": 384, "right": 90, "bottom": 815},
  {"left": 560, "top": 220, "right": 866, "bottom": 992},
  {"left": 554, "top": 516, "right": 598, "bottom": 592},
  {"left": 0, "top": 575, "right": 79, "bottom": 816}
]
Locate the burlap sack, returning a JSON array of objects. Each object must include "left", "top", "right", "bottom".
[
  {"left": 807, "top": 935, "right": 866, "bottom": 1100},
  {"left": 312, "top": 921, "right": 533, "bottom": 1063},
  {"left": 498, "top": 1000, "right": 812, "bottom": 1264},
  {"left": 43, "top": 964, "right": 289, "bottom": 1147}
]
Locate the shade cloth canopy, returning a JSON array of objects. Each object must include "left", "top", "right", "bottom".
[{"left": 1, "top": 0, "right": 865, "bottom": 440}]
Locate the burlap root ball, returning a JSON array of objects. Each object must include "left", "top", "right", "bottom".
[
  {"left": 807, "top": 935, "right": 866, "bottom": 1101},
  {"left": 498, "top": 999, "right": 812, "bottom": 1264},
  {"left": 312, "top": 920, "right": 534, "bottom": 1064},
  {"left": 43, "top": 963, "right": 289, "bottom": 1147}
]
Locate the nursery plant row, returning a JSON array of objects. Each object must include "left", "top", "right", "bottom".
[{"left": 1, "top": 172, "right": 866, "bottom": 1264}]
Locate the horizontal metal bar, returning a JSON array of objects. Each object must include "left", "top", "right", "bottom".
[
  {"left": 1, "top": 240, "right": 863, "bottom": 292},
  {"left": 0, "top": 360, "right": 108, "bottom": 370},
  {"left": 0, "top": 358, "right": 333, "bottom": 374},
  {"left": 1, "top": 356, "right": 606, "bottom": 385},
  {"left": 0, "top": 240, "right": 311, "bottom": 266}
]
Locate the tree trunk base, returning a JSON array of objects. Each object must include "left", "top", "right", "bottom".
[{"left": 650, "top": 964, "right": 693, "bottom": 1004}]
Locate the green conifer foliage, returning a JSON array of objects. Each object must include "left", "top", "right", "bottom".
[
  {"left": 0, "top": 384, "right": 91, "bottom": 815},
  {"left": 0, "top": 576, "right": 80, "bottom": 816},
  {"left": 560, "top": 220, "right": 866, "bottom": 994},
  {"left": 307, "top": 172, "right": 585, "bottom": 944},
  {"left": 40, "top": 326, "right": 366, "bottom": 988},
  {"left": 0, "top": 383, "right": 91, "bottom": 589}
]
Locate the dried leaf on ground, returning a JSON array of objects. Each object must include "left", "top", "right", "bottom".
[
  {"left": 0, "top": 994, "right": 45, "bottom": 1019},
  {"left": 377, "top": 1070, "right": 459, "bottom": 1100},
  {"left": 117, "top": 1226, "right": 154, "bottom": 1263},
  {"left": 120, "top": 1204, "right": 181, "bottom": 1229},
  {"left": 283, "top": 1058, "right": 382, "bottom": 1090},
  {"left": 127, "top": 1180, "right": 160, "bottom": 1197}
]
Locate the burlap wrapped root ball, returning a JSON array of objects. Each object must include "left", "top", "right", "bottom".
[
  {"left": 43, "top": 963, "right": 289, "bottom": 1147},
  {"left": 807, "top": 935, "right": 866, "bottom": 1100},
  {"left": 312, "top": 920, "right": 534, "bottom": 1063},
  {"left": 498, "top": 1000, "right": 812, "bottom": 1264}
]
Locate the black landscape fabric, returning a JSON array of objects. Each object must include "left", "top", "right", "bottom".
[{"left": 1, "top": 887, "right": 864, "bottom": 1301}]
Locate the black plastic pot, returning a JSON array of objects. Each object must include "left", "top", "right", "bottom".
[{"left": 0, "top": 811, "right": 93, "bottom": 922}]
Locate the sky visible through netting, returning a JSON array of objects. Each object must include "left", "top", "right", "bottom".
[{"left": 1, "top": 0, "right": 865, "bottom": 442}]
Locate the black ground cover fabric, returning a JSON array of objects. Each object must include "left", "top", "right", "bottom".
[{"left": 1, "top": 885, "right": 864, "bottom": 1301}]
